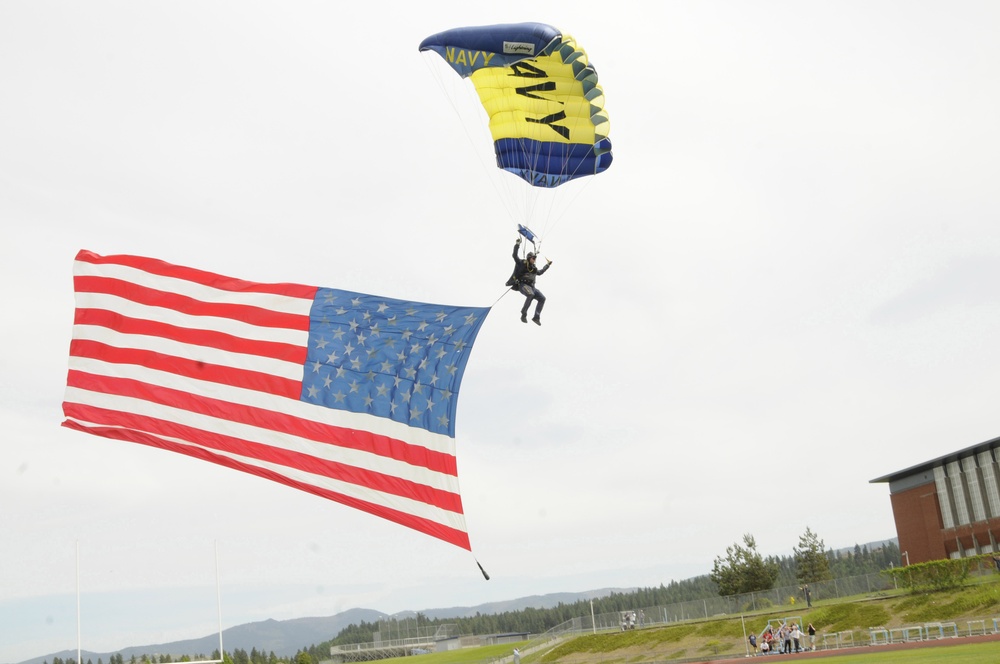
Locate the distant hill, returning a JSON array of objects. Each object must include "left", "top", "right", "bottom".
[
  {"left": 16, "top": 608, "right": 385, "bottom": 664},
  {"left": 17, "top": 590, "right": 629, "bottom": 664},
  {"left": 415, "top": 588, "right": 631, "bottom": 619}
]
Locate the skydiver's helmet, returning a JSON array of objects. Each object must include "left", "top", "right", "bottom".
[{"left": 526, "top": 252, "right": 536, "bottom": 261}]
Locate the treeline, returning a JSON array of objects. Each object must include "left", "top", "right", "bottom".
[
  {"left": 46, "top": 647, "right": 319, "bottom": 664},
  {"left": 326, "top": 540, "right": 899, "bottom": 647}
]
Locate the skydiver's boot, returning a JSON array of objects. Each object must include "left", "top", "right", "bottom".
[
  {"left": 532, "top": 315, "right": 541, "bottom": 326},
  {"left": 520, "top": 313, "right": 528, "bottom": 323}
]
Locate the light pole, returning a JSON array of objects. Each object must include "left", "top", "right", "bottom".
[{"left": 902, "top": 551, "right": 910, "bottom": 566}]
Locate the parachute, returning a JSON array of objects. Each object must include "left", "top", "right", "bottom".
[{"left": 419, "top": 23, "right": 613, "bottom": 245}]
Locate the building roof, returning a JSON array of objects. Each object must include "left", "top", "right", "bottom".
[{"left": 869, "top": 434, "right": 1000, "bottom": 484}]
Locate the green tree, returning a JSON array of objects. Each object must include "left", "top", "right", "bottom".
[
  {"left": 710, "top": 534, "right": 779, "bottom": 596},
  {"left": 794, "top": 527, "right": 832, "bottom": 583}
]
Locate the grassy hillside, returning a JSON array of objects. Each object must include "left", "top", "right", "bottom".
[{"left": 377, "top": 577, "right": 1000, "bottom": 664}]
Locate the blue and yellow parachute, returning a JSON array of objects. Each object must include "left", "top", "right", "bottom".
[{"left": 419, "top": 23, "right": 613, "bottom": 190}]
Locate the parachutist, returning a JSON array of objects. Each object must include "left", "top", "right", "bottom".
[{"left": 506, "top": 236, "right": 551, "bottom": 325}]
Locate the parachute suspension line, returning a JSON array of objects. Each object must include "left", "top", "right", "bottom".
[
  {"left": 541, "top": 176, "right": 596, "bottom": 243},
  {"left": 420, "top": 55, "right": 522, "bottom": 228}
]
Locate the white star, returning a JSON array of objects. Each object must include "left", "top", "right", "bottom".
[
  {"left": 387, "top": 315, "right": 397, "bottom": 326},
  {"left": 377, "top": 302, "right": 389, "bottom": 313},
  {"left": 425, "top": 396, "right": 436, "bottom": 410},
  {"left": 405, "top": 307, "right": 417, "bottom": 316},
  {"left": 409, "top": 406, "right": 422, "bottom": 421},
  {"left": 464, "top": 313, "right": 478, "bottom": 325},
  {"left": 349, "top": 379, "right": 360, "bottom": 393},
  {"left": 435, "top": 311, "right": 447, "bottom": 322},
  {"left": 315, "top": 337, "right": 329, "bottom": 350},
  {"left": 363, "top": 395, "right": 374, "bottom": 408},
  {"left": 417, "top": 321, "right": 429, "bottom": 332},
  {"left": 413, "top": 383, "right": 424, "bottom": 394},
  {"left": 351, "top": 297, "right": 362, "bottom": 307},
  {"left": 437, "top": 414, "right": 450, "bottom": 428},
  {"left": 426, "top": 333, "right": 438, "bottom": 346},
  {"left": 333, "top": 390, "right": 346, "bottom": 403},
  {"left": 325, "top": 351, "right": 339, "bottom": 364},
  {"left": 323, "top": 375, "right": 332, "bottom": 389},
  {"left": 336, "top": 306, "right": 347, "bottom": 315},
  {"left": 348, "top": 319, "right": 359, "bottom": 332},
  {"left": 307, "top": 385, "right": 319, "bottom": 398},
  {"left": 435, "top": 348, "right": 447, "bottom": 360},
  {"left": 336, "top": 366, "right": 346, "bottom": 378},
  {"left": 343, "top": 342, "right": 355, "bottom": 355},
  {"left": 350, "top": 357, "right": 361, "bottom": 370},
  {"left": 405, "top": 367, "right": 417, "bottom": 379},
  {"left": 311, "top": 361, "right": 322, "bottom": 373},
  {"left": 380, "top": 360, "right": 393, "bottom": 373},
  {"left": 369, "top": 323, "right": 380, "bottom": 337},
  {"left": 443, "top": 324, "right": 455, "bottom": 335},
  {"left": 356, "top": 332, "right": 367, "bottom": 346},
  {"left": 376, "top": 383, "right": 389, "bottom": 397},
  {"left": 401, "top": 328, "right": 413, "bottom": 340},
  {"left": 333, "top": 327, "right": 346, "bottom": 340},
  {"left": 429, "top": 374, "right": 439, "bottom": 386}
]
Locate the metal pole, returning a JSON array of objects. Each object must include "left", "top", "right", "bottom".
[
  {"left": 77, "top": 540, "right": 81, "bottom": 664},
  {"left": 741, "top": 614, "right": 750, "bottom": 658},
  {"left": 590, "top": 600, "right": 596, "bottom": 634},
  {"left": 216, "top": 541, "right": 224, "bottom": 659}
]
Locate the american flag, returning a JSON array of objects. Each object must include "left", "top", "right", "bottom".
[{"left": 63, "top": 250, "right": 490, "bottom": 550}]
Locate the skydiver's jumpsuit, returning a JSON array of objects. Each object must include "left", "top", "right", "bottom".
[{"left": 507, "top": 239, "right": 550, "bottom": 319}]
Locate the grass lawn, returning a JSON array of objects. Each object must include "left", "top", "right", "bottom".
[{"left": 354, "top": 579, "right": 1000, "bottom": 664}]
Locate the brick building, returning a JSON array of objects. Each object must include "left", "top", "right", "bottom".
[{"left": 870, "top": 435, "right": 1000, "bottom": 565}]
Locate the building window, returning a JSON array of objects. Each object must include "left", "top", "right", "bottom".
[
  {"left": 963, "top": 456, "right": 987, "bottom": 523},
  {"left": 948, "top": 461, "right": 971, "bottom": 526},
  {"left": 935, "top": 465, "right": 955, "bottom": 529},
  {"left": 979, "top": 450, "right": 1000, "bottom": 518}
]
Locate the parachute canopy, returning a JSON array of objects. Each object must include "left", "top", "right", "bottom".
[{"left": 419, "top": 22, "right": 612, "bottom": 189}]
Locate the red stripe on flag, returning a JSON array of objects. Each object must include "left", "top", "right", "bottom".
[
  {"left": 70, "top": 340, "right": 303, "bottom": 399},
  {"left": 60, "top": 418, "right": 471, "bottom": 550},
  {"left": 74, "top": 307, "right": 307, "bottom": 364},
  {"left": 66, "top": 369, "right": 458, "bottom": 476},
  {"left": 74, "top": 250, "right": 319, "bottom": 300},
  {"left": 62, "top": 400, "right": 464, "bottom": 513},
  {"left": 75, "top": 275, "right": 310, "bottom": 331}
]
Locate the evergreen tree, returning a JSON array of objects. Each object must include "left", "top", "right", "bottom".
[
  {"left": 794, "top": 527, "right": 832, "bottom": 583},
  {"left": 709, "top": 534, "right": 779, "bottom": 596}
]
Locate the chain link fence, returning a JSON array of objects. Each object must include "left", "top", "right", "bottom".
[{"left": 485, "top": 570, "right": 994, "bottom": 663}]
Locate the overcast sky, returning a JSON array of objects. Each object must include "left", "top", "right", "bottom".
[{"left": 2, "top": 2, "right": 999, "bottom": 663}]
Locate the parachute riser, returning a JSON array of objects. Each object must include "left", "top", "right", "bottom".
[{"left": 517, "top": 223, "right": 541, "bottom": 257}]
